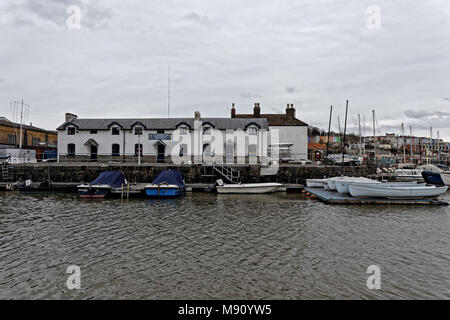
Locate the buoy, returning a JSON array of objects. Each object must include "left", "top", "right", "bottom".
[
  {"left": 306, "top": 192, "right": 310, "bottom": 196},
  {"left": 311, "top": 194, "right": 317, "bottom": 199},
  {"left": 301, "top": 189, "right": 306, "bottom": 194}
]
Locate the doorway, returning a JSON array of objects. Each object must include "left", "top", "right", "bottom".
[
  {"left": 90, "top": 145, "right": 98, "bottom": 162},
  {"left": 157, "top": 144, "right": 165, "bottom": 163}
]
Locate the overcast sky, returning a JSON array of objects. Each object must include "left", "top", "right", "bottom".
[{"left": 0, "top": 0, "right": 449, "bottom": 141}]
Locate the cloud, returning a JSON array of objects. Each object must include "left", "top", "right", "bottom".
[
  {"left": 182, "top": 12, "right": 211, "bottom": 26},
  {"left": 240, "top": 92, "right": 262, "bottom": 99},
  {"left": 405, "top": 109, "right": 450, "bottom": 119},
  {"left": 285, "top": 86, "right": 297, "bottom": 94}
]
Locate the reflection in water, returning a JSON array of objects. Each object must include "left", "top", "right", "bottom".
[{"left": 0, "top": 191, "right": 449, "bottom": 299}]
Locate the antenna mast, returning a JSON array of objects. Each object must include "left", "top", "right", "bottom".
[{"left": 168, "top": 64, "right": 171, "bottom": 118}]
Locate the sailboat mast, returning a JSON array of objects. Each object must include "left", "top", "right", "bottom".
[
  {"left": 358, "top": 113, "right": 362, "bottom": 157},
  {"left": 372, "top": 109, "right": 376, "bottom": 166},
  {"left": 341, "top": 100, "right": 348, "bottom": 173},
  {"left": 325, "top": 105, "right": 333, "bottom": 170},
  {"left": 401, "top": 123, "right": 406, "bottom": 164},
  {"left": 409, "top": 125, "right": 413, "bottom": 163}
]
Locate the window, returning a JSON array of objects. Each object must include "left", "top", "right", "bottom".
[
  {"left": 248, "top": 127, "right": 257, "bottom": 135},
  {"left": 68, "top": 143, "right": 75, "bottom": 156},
  {"left": 179, "top": 143, "right": 187, "bottom": 157},
  {"left": 67, "top": 127, "right": 75, "bottom": 135},
  {"left": 135, "top": 144, "right": 143, "bottom": 156},
  {"left": 249, "top": 144, "right": 257, "bottom": 156},
  {"left": 7, "top": 134, "right": 16, "bottom": 145},
  {"left": 179, "top": 127, "right": 188, "bottom": 135},
  {"left": 90, "top": 130, "right": 98, "bottom": 134},
  {"left": 134, "top": 126, "right": 143, "bottom": 135},
  {"left": 203, "top": 127, "right": 211, "bottom": 135},
  {"left": 203, "top": 143, "right": 211, "bottom": 156},
  {"left": 112, "top": 144, "right": 120, "bottom": 156},
  {"left": 112, "top": 127, "right": 120, "bottom": 135}
]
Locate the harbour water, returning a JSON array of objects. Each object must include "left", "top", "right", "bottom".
[{"left": 0, "top": 191, "right": 449, "bottom": 299}]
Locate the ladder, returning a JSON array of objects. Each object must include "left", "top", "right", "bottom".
[
  {"left": 212, "top": 165, "right": 240, "bottom": 184},
  {"left": 1, "top": 163, "right": 14, "bottom": 182}
]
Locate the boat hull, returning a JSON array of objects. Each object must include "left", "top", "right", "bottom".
[
  {"left": 144, "top": 184, "right": 184, "bottom": 198},
  {"left": 77, "top": 184, "right": 111, "bottom": 198},
  {"left": 441, "top": 173, "right": 450, "bottom": 186},
  {"left": 348, "top": 184, "right": 448, "bottom": 199},
  {"left": 216, "top": 183, "right": 282, "bottom": 194}
]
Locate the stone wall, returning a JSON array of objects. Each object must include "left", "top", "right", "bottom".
[{"left": 9, "top": 163, "right": 376, "bottom": 184}]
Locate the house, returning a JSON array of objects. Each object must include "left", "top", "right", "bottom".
[
  {"left": 56, "top": 112, "right": 271, "bottom": 164},
  {"left": 231, "top": 103, "right": 308, "bottom": 161}
]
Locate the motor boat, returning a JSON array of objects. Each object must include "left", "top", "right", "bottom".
[
  {"left": 216, "top": 179, "right": 282, "bottom": 194},
  {"left": 348, "top": 183, "right": 448, "bottom": 199},
  {"left": 77, "top": 171, "right": 126, "bottom": 198},
  {"left": 144, "top": 170, "right": 185, "bottom": 198},
  {"left": 394, "top": 168, "right": 424, "bottom": 182},
  {"left": 421, "top": 171, "right": 445, "bottom": 186}
]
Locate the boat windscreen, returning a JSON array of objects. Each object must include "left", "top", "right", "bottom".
[{"left": 90, "top": 171, "right": 126, "bottom": 188}]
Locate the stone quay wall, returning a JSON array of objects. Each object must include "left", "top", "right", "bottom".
[{"left": 8, "top": 163, "right": 376, "bottom": 185}]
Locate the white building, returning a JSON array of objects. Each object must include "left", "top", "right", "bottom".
[
  {"left": 56, "top": 112, "right": 271, "bottom": 164},
  {"left": 231, "top": 103, "right": 308, "bottom": 161}
]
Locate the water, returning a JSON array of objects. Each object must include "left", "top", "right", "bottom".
[{"left": 0, "top": 191, "right": 449, "bottom": 299}]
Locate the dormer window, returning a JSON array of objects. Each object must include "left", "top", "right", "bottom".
[
  {"left": 67, "top": 127, "right": 75, "bottom": 135},
  {"left": 248, "top": 127, "right": 257, "bottom": 135},
  {"left": 112, "top": 127, "right": 120, "bottom": 135},
  {"left": 134, "top": 126, "right": 143, "bottom": 135}
]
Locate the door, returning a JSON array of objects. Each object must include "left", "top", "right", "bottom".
[
  {"left": 157, "top": 144, "right": 165, "bottom": 163},
  {"left": 90, "top": 145, "right": 98, "bottom": 162}
]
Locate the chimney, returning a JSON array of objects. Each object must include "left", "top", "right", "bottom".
[
  {"left": 253, "top": 102, "right": 261, "bottom": 117},
  {"left": 65, "top": 113, "right": 77, "bottom": 122},
  {"left": 231, "top": 103, "right": 236, "bottom": 118},
  {"left": 286, "top": 104, "right": 295, "bottom": 120}
]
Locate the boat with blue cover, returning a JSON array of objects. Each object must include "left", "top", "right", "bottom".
[
  {"left": 421, "top": 171, "right": 445, "bottom": 186},
  {"left": 77, "top": 171, "right": 126, "bottom": 198},
  {"left": 144, "top": 170, "right": 185, "bottom": 198}
]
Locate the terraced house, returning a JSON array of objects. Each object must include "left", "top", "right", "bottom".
[{"left": 57, "top": 112, "right": 271, "bottom": 164}]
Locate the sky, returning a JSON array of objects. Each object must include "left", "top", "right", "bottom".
[{"left": 0, "top": 0, "right": 449, "bottom": 141}]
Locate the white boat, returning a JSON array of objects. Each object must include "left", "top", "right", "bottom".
[
  {"left": 441, "top": 172, "right": 450, "bottom": 186},
  {"left": 327, "top": 176, "right": 350, "bottom": 191},
  {"left": 216, "top": 179, "right": 282, "bottom": 194},
  {"left": 394, "top": 168, "right": 423, "bottom": 182},
  {"left": 348, "top": 183, "right": 448, "bottom": 199},
  {"left": 306, "top": 178, "right": 328, "bottom": 188},
  {"left": 334, "top": 177, "right": 378, "bottom": 194}
]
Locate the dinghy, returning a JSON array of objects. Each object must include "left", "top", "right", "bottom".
[
  {"left": 334, "top": 177, "right": 378, "bottom": 194},
  {"left": 216, "top": 179, "right": 282, "bottom": 194},
  {"left": 77, "top": 171, "right": 126, "bottom": 198},
  {"left": 144, "top": 170, "right": 185, "bottom": 198},
  {"left": 348, "top": 183, "right": 448, "bottom": 199}
]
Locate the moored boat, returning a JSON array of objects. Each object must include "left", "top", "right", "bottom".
[
  {"left": 77, "top": 171, "right": 126, "bottom": 198},
  {"left": 144, "top": 170, "right": 185, "bottom": 198},
  {"left": 334, "top": 177, "right": 378, "bottom": 194},
  {"left": 441, "top": 173, "right": 450, "bottom": 186},
  {"left": 421, "top": 171, "right": 445, "bottom": 186},
  {"left": 306, "top": 178, "right": 328, "bottom": 188},
  {"left": 216, "top": 179, "right": 282, "bottom": 194},
  {"left": 348, "top": 183, "right": 448, "bottom": 199}
]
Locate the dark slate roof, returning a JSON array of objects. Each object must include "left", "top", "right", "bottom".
[
  {"left": 57, "top": 117, "right": 269, "bottom": 130},
  {"left": 0, "top": 118, "right": 57, "bottom": 134},
  {"left": 233, "top": 114, "right": 308, "bottom": 126}
]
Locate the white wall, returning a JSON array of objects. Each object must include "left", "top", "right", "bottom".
[{"left": 269, "top": 126, "right": 308, "bottom": 160}]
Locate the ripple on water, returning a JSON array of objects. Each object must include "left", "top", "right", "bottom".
[{"left": 0, "top": 192, "right": 449, "bottom": 299}]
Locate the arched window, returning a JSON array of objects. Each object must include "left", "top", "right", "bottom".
[
  {"left": 68, "top": 143, "right": 75, "bottom": 156},
  {"left": 203, "top": 143, "right": 211, "bottom": 156},
  {"left": 112, "top": 144, "right": 120, "bottom": 156},
  {"left": 135, "top": 144, "right": 143, "bottom": 156}
]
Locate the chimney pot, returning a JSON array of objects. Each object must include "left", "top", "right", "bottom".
[
  {"left": 253, "top": 102, "right": 261, "bottom": 117},
  {"left": 286, "top": 104, "right": 295, "bottom": 119},
  {"left": 231, "top": 103, "right": 236, "bottom": 118}
]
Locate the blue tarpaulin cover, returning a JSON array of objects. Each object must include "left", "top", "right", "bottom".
[
  {"left": 90, "top": 171, "right": 126, "bottom": 188},
  {"left": 152, "top": 170, "right": 184, "bottom": 187}
]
